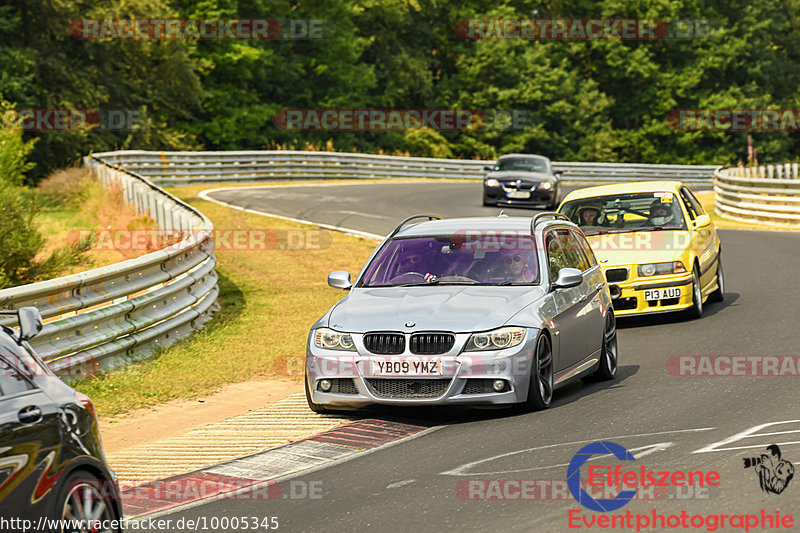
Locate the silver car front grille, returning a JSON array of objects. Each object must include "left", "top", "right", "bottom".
[
  {"left": 364, "top": 332, "right": 405, "bottom": 355},
  {"left": 410, "top": 333, "right": 455, "bottom": 355},
  {"left": 365, "top": 378, "right": 450, "bottom": 399}
]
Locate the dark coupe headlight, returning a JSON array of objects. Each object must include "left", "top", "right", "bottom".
[{"left": 485, "top": 178, "right": 500, "bottom": 188}]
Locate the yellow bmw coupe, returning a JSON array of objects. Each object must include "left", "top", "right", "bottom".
[{"left": 558, "top": 181, "right": 723, "bottom": 318}]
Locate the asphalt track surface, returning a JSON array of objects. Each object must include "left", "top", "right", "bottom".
[{"left": 163, "top": 182, "right": 800, "bottom": 531}]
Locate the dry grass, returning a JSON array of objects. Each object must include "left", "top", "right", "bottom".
[
  {"left": 75, "top": 186, "right": 377, "bottom": 416},
  {"left": 37, "top": 169, "right": 160, "bottom": 274}
]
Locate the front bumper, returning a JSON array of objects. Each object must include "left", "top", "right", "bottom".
[
  {"left": 607, "top": 270, "right": 694, "bottom": 317},
  {"left": 306, "top": 330, "right": 538, "bottom": 408},
  {"left": 484, "top": 186, "right": 556, "bottom": 207}
]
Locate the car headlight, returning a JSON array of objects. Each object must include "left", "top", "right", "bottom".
[
  {"left": 464, "top": 327, "right": 526, "bottom": 352},
  {"left": 313, "top": 328, "right": 356, "bottom": 351},
  {"left": 485, "top": 178, "right": 500, "bottom": 188},
  {"left": 538, "top": 182, "right": 553, "bottom": 190},
  {"left": 638, "top": 261, "right": 687, "bottom": 277}
]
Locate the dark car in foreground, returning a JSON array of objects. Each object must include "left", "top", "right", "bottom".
[
  {"left": 0, "top": 307, "right": 121, "bottom": 533},
  {"left": 305, "top": 213, "right": 618, "bottom": 413},
  {"left": 482, "top": 154, "right": 563, "bottom": 209}
]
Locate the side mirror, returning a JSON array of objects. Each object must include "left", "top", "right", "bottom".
[
  {"left": 484, "top": 165, "right": 494, "bottom": 172},
  {"left": 693, "top": 214, "right": 711, "bottom": 228},
  {"left": 18, "top": 307, "right": 43, "bottom": 341},
  {"left": 328, "top": 270, "right": 352, "bottom": 290},
  {"left": 553, "top": 267, "right": 583, "bottom": 290},
  {"left": 553, "top": 170, "right": 564, "bottom": 177}
]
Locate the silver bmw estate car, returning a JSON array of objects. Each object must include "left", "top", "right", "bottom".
[{"left": 305, "top": 213, "right": 618, "bottom": 413}]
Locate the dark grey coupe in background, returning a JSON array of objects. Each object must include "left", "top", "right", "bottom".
[{"left": 482, "top": 154, "right": 563, "bottom": 209}]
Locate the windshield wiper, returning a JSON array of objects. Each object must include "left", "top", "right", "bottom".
[{"left": 395, "top": 280, "right": 482, "bottom": 287}]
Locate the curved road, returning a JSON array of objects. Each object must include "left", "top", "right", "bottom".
[{"left": 164, "top": 182, "right": 800, "bottom": 531}]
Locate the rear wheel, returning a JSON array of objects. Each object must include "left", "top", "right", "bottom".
[
  {"left": 709, "top": 254, "right": 724, "bottom": 303},
  {"left": 685, "top": 267, "right": 703, "bottom": 319},
  {"left": 585, "top": 312, "right": 618, "bottom": 382},
  {"left": 519, "top": 333, "right": 554, "bottom": 412},
  {"left": 305, "top": 374, "right": 329, "bottom": 414}
]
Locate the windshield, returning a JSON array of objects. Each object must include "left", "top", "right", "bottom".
[
  {"left": 493, "top": 157, "right": 549, "bottom": 174},
  {"left": 559, "top": 192, "right": 687, "bottom": 235},
  {"left": 359, "top": 234, "right": 539, "bottom": 287}
]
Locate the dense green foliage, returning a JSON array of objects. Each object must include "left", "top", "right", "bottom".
[
  {"left": 0, "top": 105, "right": 89, "bottom": 288},
  {"left": 2, "top": 0, "right": 800, "bottom": 180}
]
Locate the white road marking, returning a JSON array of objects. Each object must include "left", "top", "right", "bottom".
[
  {"left": 198, "top": 188, "right": 385, "bottom": 241},
  {"left": 386, "top": 479, "right": 416, "bottom": 489},
  {"left": 692, "top": 419, "right": 800, "bottom": 454},
  {"left": 440, "top": 428, "right": 714, "bottom": 476},
  {"left": 130, "top": 425, "right": 442, "bottom": 520},
  {"left": 337, "top": 210, "right": 387, "bottom": 219}
]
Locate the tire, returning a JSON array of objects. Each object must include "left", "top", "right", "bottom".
[
  {"left": 305, "top": 374, "right": 329, "bottom": 414},
  {"left": 57, "top": 470, "right": 119, "bottom": 533},
  {"left": 585, "top": 312, "right": 618, "bottom": 382},
  {"left": 519, "top": 333, "right": 554, "bottom": 412},
  {"left": 708, "top": 253, "right": 724, "bottom": 303},
  {"left": 685, "top": 267, "right": 703, "bottom": 319},
  {"left": 483, "top": 198, "right": 495, "bottom": 207}
]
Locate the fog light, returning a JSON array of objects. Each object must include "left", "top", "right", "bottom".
[
  {"left": 492, "top": 380, "right": 506, "bottom": 392},
  {"left": 318, "top": 379, "right": 332, "bottom": 392}
]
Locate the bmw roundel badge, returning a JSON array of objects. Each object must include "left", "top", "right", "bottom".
[{"left": 405, "top": 321, "right": 416, "bottom": 328}]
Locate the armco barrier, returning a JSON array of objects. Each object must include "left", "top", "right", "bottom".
[
  {"left": 91, "top": 150, "right": 717, "bottom": 187},
  {"left": 0, "top": 156, "right": 219, "bottom": 383},
  {"left": 714, "top": 164, "right": 800, "bottom": 227}
]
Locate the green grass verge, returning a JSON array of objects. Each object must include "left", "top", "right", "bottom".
[{"left": 75, "top": 183, "right": 377, "bottom": 417}]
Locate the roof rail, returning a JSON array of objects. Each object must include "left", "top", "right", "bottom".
[
  {"left": 388, "top": 214, "right": 442, "bottom": 238},
  {"left": 530, "top": 212, "right": 570, "bottom": 232}
]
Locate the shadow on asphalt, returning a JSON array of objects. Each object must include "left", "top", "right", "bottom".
[
  {"left": 344, "top": 364, "right": 639, "bottom": 428},
  {"left": 616, "top": 292, "right": 740, "bottom": 329}
]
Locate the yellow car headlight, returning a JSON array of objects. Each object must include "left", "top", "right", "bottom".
[{"left": 638, "top": 261, "right": 687, "bottom": 277}]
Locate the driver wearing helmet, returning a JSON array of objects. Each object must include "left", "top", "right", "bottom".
[
  {"left": 648, "top": 199, "right": 675, "bottom": 226},
  {"left": 576, "top": 203, "right": 603, "bottom": 227}
]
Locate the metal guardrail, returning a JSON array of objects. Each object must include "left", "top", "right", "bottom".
[
  {"left": 0, "top": 156, "right": 220, "bottom": 382},
  {"left": 92, "top": 150, "right": 718, "bottom": 186},
  {"left": 714, "top": 164, "right": 800, "bottom": 226}
]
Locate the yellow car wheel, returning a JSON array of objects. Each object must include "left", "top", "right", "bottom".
[{"left": 686, "top": 268, "right": 703, "bottom": 319}]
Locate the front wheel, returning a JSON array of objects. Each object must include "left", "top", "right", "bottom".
[
  {"left": 685, "top": 267, "right": 703, "bottom": 319},
  {"left": 58, "top": 470, "right": 120, "bottom": 533},
  {"left": 709, "top": 254, "right": 724, "bottom": 303},
  {"left": 519, "top": 333, "right": 554, "bottom": 412}
]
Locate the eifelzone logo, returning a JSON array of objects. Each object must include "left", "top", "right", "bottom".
[
  {"left": 744, "top": 444, "right": 795, "bottom": 495},
  {"left": 567, "top": 441, "right": 721, "bottom": 513},
  {"left": 567, "top": 441, "right": 637, "bottom": 512}
]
